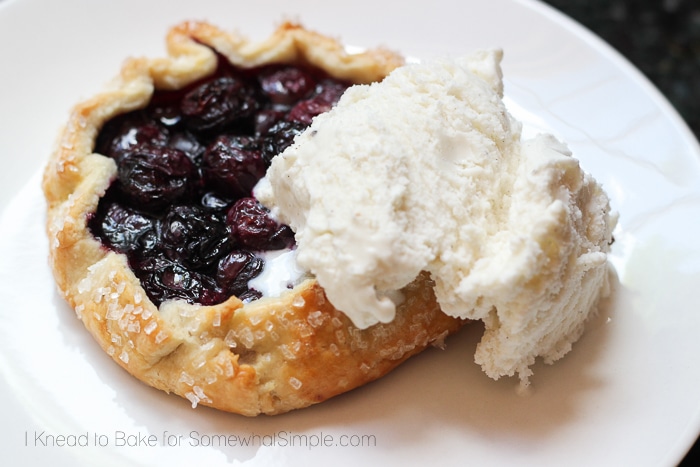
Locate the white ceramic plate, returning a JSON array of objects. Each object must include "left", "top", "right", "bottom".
[{"left": 1, "top": 0, "right": 699, "bottom": 465}]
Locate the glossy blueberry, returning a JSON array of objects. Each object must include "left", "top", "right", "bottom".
[
  {"left": 116, "top": 145, "right": 195, "bottom": 210},
  {"left": 202, "top": 135, "right": 265, "bottom": 198},
  {"left": 258, "top": 65, "right": 317, "bottom": 105},
  {"left": 97, "top": 116, "right": 170, "bottom": 162},
  {"left": 216, "top": 250, "right": 264, "bottom": 297},
  {"left": 91, "top": 202, "right": 158, "bottom": 255},
  {"left": 160, "top": 205, "right": 232, "bottom": 270},
  {"left": 131, "top": 256, "right": 226, "bottom": 306},
  {"left": 260, "top": 120, "right": 307, "bottom": 166},
  {"left": 180, "top": 76, "right": 259, "bottom": 133},
  {"left": 227, "top": 197, "right": 295, "bottom": 250},
  {"left": 286, "top": 79, "right": 348, "bottom": 124}
]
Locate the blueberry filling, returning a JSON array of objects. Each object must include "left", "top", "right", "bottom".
[{"left": 89, "top": 56, "right": 350, "bottom": 306}]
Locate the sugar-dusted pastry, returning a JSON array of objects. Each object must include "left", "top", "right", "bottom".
[{"left": 42, "top": 21, "right": 465, "bottom": 416}]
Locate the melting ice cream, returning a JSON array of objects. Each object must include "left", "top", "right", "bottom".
[{"left": 254, "top": 50, "right": 615, "bottom": 383}]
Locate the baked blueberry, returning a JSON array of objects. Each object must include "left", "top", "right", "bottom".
[{"left": 90, "top": 58, "right": 348, "bottom": 306}]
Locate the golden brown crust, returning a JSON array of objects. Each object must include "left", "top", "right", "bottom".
[{"left": 42, "top": 21, "right": 464, "bottom": 416}]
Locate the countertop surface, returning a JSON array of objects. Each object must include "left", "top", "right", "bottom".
[
  {"left": 541, "top": 1, "right": 699, "bottom": 464},
  {"left": 542, "top": 0, "right": 699, "bottom": 141}
]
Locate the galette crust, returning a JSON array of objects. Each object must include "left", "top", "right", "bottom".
[{"left": 42, "top": 21, "right": 465, "bottom": 416}]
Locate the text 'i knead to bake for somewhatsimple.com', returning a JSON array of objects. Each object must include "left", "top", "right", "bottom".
[{"left": 25, "top": 430, "right": 379, "bottom": 449}]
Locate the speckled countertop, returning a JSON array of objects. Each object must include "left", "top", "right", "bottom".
[
  {"left": 541, "top": 1, "right": 700, "bottom": 464},
  {"left": 542, "top": 0, "right": 699, "bottom": 139}
]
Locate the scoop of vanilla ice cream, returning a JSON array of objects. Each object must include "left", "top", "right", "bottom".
[{"left": 254, "top": 50, "right": 615, "bottom": 384}]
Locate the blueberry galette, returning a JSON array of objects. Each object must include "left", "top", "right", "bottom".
[{"left": 43, "top": 22, "right": 465, "bottom": 415}]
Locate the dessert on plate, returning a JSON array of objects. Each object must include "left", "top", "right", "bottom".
[
  {"left": 42, "top": 22, "right": 465, "bottom": 416},
  {"left": 43, "top": 21, "right": 615, "bottom": 416}
]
